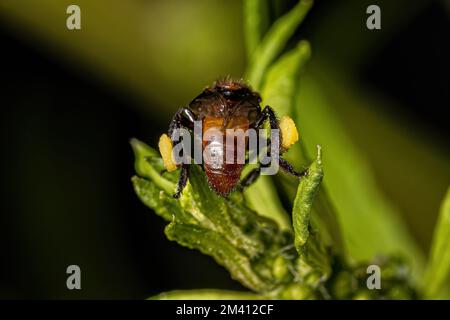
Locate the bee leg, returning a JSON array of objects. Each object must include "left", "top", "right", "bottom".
[
  {"left": 279, "top": 157, "right": 307, "bottom": 178},
  {"left": 237, "top": 167, "right": 261, "bottom": 190},
  {"left": 255, "top": 105, "right": 279, "bottom": 130},
  {"left": 238, "top": 159, "right": 306, "bottom": 191},
  {"left": 166, "top": 108, "right": 195, "bottom": 192},
  {"left": 266, "top": 137, "right": 307, "bottom": 178},
  {"left": 168, "top": 107, "right": 196, "bottom": 138},
  {"left": 256, "top": 105, "right": 282, "bottom": 156},
  {"left": 173, "top": 163, "right": 189, "bottom": 199},
  {"left": 257, "top": 106, "right": 307, "bottom": 179}
]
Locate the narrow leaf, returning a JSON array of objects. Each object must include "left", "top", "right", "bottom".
[
  {"left": 243, "top": 175, "right": 292, "bottom": 232},
  {"left": 243, "top": 0, "right": 270, "bottom": 61},
  {"left": 262, "top": 40, "right": 311, "bottom": 116},
  {"left": 150, "top": 289, "right": 268, "bottom": 300},
  {"left": 130, "top": 138, "right": 158, "bottom": 176},
  {"left": 246, "top": 0, "right": 313, "bottom": 89},
  {"left": 130, "top": 138, "right": 175, "bottom": 194},
  {"left": 131, "top": 175, "right": 195, "bottom": 226},
  {"left": 292, "top": 145, "right": 323, "bottom": 250},
  {"left": 291, "top": 145, "right": 332, "bottom": 282},
  {"left": 423, "top": 186, "right": 450, "bottom": 299},
  {"left": 132, "top": 176, "right": 174, "bottom": 221}
]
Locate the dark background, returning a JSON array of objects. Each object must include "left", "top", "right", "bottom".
[{"left": 0, "top": 0, "right": 449, "bottom": 298}]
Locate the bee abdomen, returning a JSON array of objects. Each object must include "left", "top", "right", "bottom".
[
  {"left": 202, "top": 116, "right": 245, "bottom": 195},
  {"left": 205, "top": 163, "right": 242, "bottom": 196}
]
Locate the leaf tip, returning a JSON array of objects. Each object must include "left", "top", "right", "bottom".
[
  {"left": 297, "top": 40, "right": 312, "bottom": 58},
  {"left": 316, "top": 145, "right": 322, "bottom": 165}
]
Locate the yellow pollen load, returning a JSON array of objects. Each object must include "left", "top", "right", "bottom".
[
  {"left": 158, "top": 134, "right": 177, "bottom": 172},
  {"left": 279, "top": 116, "right": 299, "bottom": 149}
]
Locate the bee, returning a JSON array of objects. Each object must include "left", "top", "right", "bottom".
[{"left": 160, "top": 78, "right": 305, "bottom": 198}]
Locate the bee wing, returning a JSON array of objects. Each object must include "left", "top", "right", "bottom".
[
  {"left": 188, "top": 90, "right": 227, "bottom": 118},
  {"left": 231, "top": 98, "right": 261, "bottom": 126}
]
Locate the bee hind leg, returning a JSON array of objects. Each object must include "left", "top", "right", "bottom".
[
  {"left": 279, "top": 157, "right": 307, "bottom": 178},
  {"left": 237, "top": 158, "right": 307, "bottom": 193},
  {"left": 237, "top": 167, "right": 261, "bottom": 190},
  {"left": 255, "top": 105, "right": 279, "bottom": 131},
  {"left": 173, "top": 164, "right": 189, "bottom": 199},
  {"left": 257, "top": 106, "right": 307, "bottom": 179}
]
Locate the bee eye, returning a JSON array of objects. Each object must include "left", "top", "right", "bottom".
[{"left": 222, "top": 89, "right": 247, "bottom": 100}]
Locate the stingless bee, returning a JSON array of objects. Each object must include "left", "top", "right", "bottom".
[{"left": 158, "top": 78, "right": 306, "bottom": 198}]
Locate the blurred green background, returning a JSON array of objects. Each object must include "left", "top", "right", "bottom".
[{"left": 0, "top": 0, "right": 448, "bottom": 298}]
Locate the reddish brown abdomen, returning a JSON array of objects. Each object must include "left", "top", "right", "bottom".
[{"left": 202, "top": 116, "right": 248, "bottom": 196}]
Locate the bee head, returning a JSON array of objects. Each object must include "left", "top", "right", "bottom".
[{"left": 213, "top": 78, "right": 261, "bottom": 104}]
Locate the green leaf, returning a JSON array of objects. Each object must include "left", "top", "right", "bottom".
[
  {"left": 292, "top": 145, "right": 323, "bottom": 249},
  {"left": 291, "top": 145, "right": 331, "bottom": 282},
  {"left": 130, "top": 138, "right": 158, "bottom": 175},
  {"left": 150, "top": 289, "right": 268, "bottom": 300},
  {"left": 132, "top": 176, "right": 177, "bottom": 221},
  {"left": 179, "top": 165, "right": 266, "bottom": 258},
  {"left": 243, "top": 0, "right": 270, "bottom": 61},
  {"left": 243, "top": 175, "right": 292, "bottom": 232},
  {"left": 261, "top": 40, "right": 311, "bottom": 116},
  {"left": 130, "top": 138, "right": 175, "bottom": 194},
  {"left": 165, "top": 222, "right": 273, "bottom": 293},
  {"left": 246, "top": 0, "right": 313, "bottom": 90},
  {"left": 423, "top": 186, "right": 450, "bottom": 299}
]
